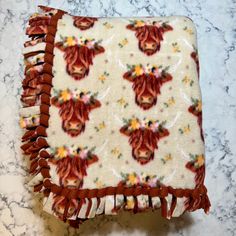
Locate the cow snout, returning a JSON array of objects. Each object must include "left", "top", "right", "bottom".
[
  {"left": 141, "top": 95, "right": 153, "bottom": 104},
  {"left": 72, "top": 65, "right": 86, "bottom": 77},
  {"left": 144, "top": 42, "right": 156, "bottom": 50},
  {"left": 138, "top": 149, "right": 150, "bottom": 158},
  {"left": 80, "top": 21, "right": 90, "bottom": 27},
  {"left": 64, "top": 178, "right": 81, "bottom": 188}
]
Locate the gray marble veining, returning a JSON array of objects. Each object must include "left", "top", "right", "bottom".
[{"left": 0, "top": 0, "right": 235, "bottom": 235}]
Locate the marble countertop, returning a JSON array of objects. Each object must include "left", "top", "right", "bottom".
[{"left": 0, "top": 0, "right": 235, "bottom": 235}]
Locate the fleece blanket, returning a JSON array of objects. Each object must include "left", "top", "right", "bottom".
[{"left": 20, "top": 5, "right": 210, "bottom": 227}]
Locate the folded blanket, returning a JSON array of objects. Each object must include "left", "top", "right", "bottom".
[{"left": 20, "top": 5, "right": 210, "bottom": 227}]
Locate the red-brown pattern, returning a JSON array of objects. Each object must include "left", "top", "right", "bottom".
[
  {"left": 123, "top": 69, "right": 172, "bottom": 110},
  {"left": 73, "top": 16, "right": 98, "bottom": 30},
  {"left": 120, "top": 125, "right": 169, "bottom": 165},
  {"left": 55, "top": 42, "right": 104, "bottom": 80},
  {"left": 51, "top": 95, "right": 101, "bottom": 137},
  {"left": 191, "top": 51, "right": 199, "bottom": 77},
  {"left": 21, "top": 6, "right": 211, "bottom": 227},
  {"left": 188, "top": 103, "right": 204, "bottom": 141},
  {"left": 49, "top": 153, "right": 98, "bottom": 189},
  {"left": 126, "top": 22, "right": 173, "bottom": 55}
]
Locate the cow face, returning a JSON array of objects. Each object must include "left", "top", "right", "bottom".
[
  {"left": 49, "top": 145, "right": 99, "bottom": 189},
  {"left": 120, "top": 119, "right": 169, "bottom": 164},
  {"left": 188, "top": 98, "right": 204, "bottom": 141},
  {"left": 51, "top": 90, "right": 101, "bottom": 137},
  {"left": 52, "top": 195, "right": 79, "bottom": 220},
  {"left": 55, "top": 37, "right": 104, "bottom": 80},
  {"left": 127, "top": 21, "right": 173, "bottom": 56},
  {"left": 123, "top": 64, "right": 172, "bottom": 110},
  {"left": 73, "top": 16, "right": 97, "bottom": 30}
]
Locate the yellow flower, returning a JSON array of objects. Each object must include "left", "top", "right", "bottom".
[
  {"left": 66, "top": 36, "right": 76, "bottom": 46},
  {"left": 56, "top": 146, "right": 67, "bottom": 158},
  {"left": 103, "top": 22, "right": 113, "bottom": 29},
  {"left": 135, "top": 20, "right": 145, "bottom": 27},
  {"left": 60, "top": 90, "right": 71, "bottom": 101},
  {"left": 134, "top": 65, "right": 143, "bottom": 76},
  {"left": 111, "top": 147, "right": 120, "bottom": 155},
  {"left": 19, "top": 117, "right": 25, "bottom": 128},
  {"left": 184, "top": 27, "right": 194, "bottom": 35},
  {"left": 96, "top": 180, "right": 104, "bottom": 188},
  {"left": 182, "top": 76, "right": 190, "bottom": 84},
  {"left": 117, "top": 97, "right": 127, "bottom": 106},
  {"left": 196, "top": 101, "right": 202, "bottom": 111},
  {"left": 168, "top": 97, "right": 175, "bottom": 106},
  {"left": 164, "top": 154, "right": 172, "bottom": 161},
  {"left": 196, "top": 155, "right": 205, "bottom": 166},
  {"left": 98, "top": 74, "right": 106, "bottom": 82},
  {"left": 172, "top": 42, "right": 181, "bottom": 53},
  {"left": 130, "top": 119, "right": 140, "bottom": 130},
  {"left": 183, "top": 125, "right": 191, "bottom": 134},
  {"left": 187, "top": 29, "right": 194, "bottom": 35},
  {"left": 128, "top": 174, "right": 138, "bottom": 185},
  {"left": 126, "top": 199, "right": 135, "bottom": 209},
  {"left": 99, "top": 121, "right": 106, "bottom": 129}
]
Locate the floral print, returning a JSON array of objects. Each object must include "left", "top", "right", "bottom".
[
  {"left": 119, "top": 172, "right": 164, "bottom": 187},
  {"left": 103, "top": 22, "right": 114, "bottom": 29},
  {"left": 58, "top": 35, "right": 102, "bottom": 49},
  {"left": 49, "top": 145, "right": 96, "bottom": 160},
  {"left": 179, "top": 124, "right": 191, "bottom": 134},
  {"left": 123, "top": 64, "right": 172, "bottom": 110},
  {"left": 53, "top": 89, "right": 98, "bottom": 105},
  {"left": 182, "top": 75, "right": 194, "bottom": 86},
  {"left": 118, "top": 38, "right": 128, "bottom": 48},
  {"left": 172, "top": 42, "right": 181, "bottom": 53},
  {"left": 51, "top": 89, "right": 101, "bottom": 137},
  {"left": 164, "top": 96, "right": 175, "bottom": 107},
  {"left": 94, "top": 121, "right": 106, "bottom": 132},
  {"left": 98, "top": 71, "right": 109, "bottom": 83},
  {"left": 122, "top": 117, "right": 165, "bottom": 132},
  {"left": 120, "top": 118, "right": 169, "bottom": 165},
  {"left": 117, "top": 97, "right": 129, "bottom": 108},
  {"left": 188, "top": 154, "right": 205, "bottom": 169},
  {"left": 111, "top": 147, "right": 123, "bottom": 159}
]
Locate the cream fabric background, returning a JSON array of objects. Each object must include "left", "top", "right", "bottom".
[{"left": 46, "top": 15, "right": 204, "bottom": 190}]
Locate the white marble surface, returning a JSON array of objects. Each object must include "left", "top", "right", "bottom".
[{"left": 0, "top": 0, "right": 235, "bottom": 235}]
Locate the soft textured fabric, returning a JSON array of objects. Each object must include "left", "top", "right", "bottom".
[{"left": 20, "top": 5, "right": 210, "bottom": 227}]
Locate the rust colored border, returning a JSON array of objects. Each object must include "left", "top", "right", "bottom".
[{"left": 21, "top": 6, "right": 210, "bottom": 227}]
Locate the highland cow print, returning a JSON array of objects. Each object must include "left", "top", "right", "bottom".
[
  {"left": 126, "top": 20, "right": 173, "bottom": 55},
  {"left": 120, "top": 118, "right": 169, "bottom": 165},
  {"left": 185, "top": 154, "right": 205, "bottom": 188},
  {"left": 49, "top": 145, "right": 98, "bottom": 189},
  {"left": 55, "top": 36, "right": 104, "bottom": 80},
  {"left": 123, "top": 64, "right": 172, "bottom": 110},
  {"left": 191, "top": 51, "right": 199, "bottom": 77},
  {"left": 73, "top": 16, "right": 98, "bottom": 30},
  {"left": 51, "top": 89, "right": 101, "bottom": 137},
  {"left": 188, "top": 98, "right": 204, "bottom": 141}
]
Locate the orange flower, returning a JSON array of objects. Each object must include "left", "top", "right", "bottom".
[{"left": 196, "top": 155, "right": 205, "bottom": 167}]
